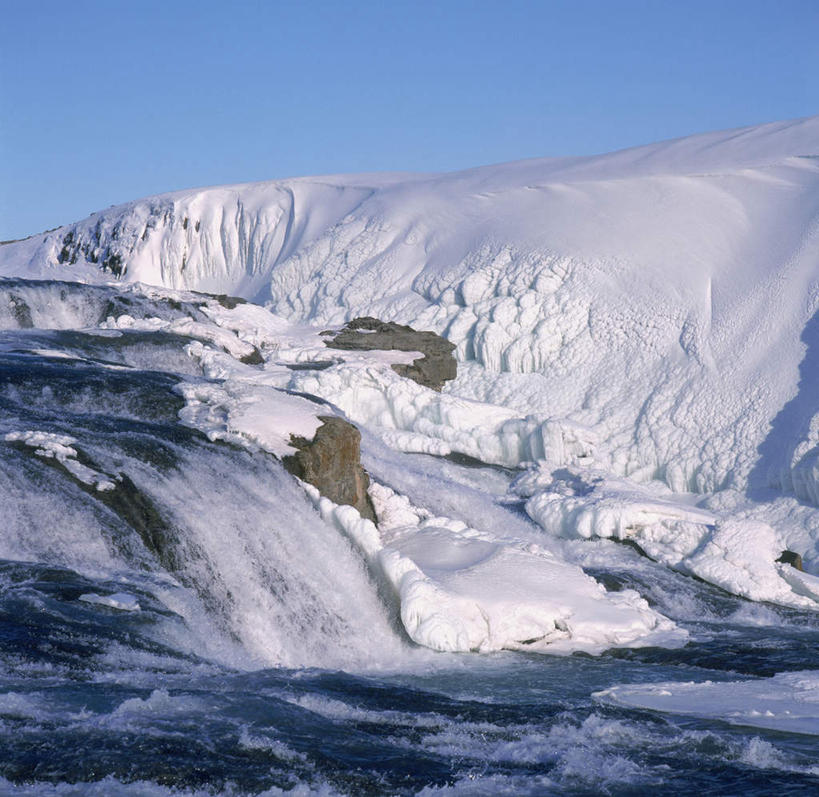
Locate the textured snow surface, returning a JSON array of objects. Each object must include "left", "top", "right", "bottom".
[
  {"left": 511, "top": 463, "right": 819, "bottom": 609},
  {"left": 311, "top": 483, "right": 684, "bottom": 654},
  {"left": 595, "top": 671, "right": 819, "bottom": 736},
  {"left": 3, "top": 116, "right": 819, "bottom": 499}
]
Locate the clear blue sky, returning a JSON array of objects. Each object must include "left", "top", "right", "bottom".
[{"left": 1, "top": 0, "right": 816, "bottom": 240}]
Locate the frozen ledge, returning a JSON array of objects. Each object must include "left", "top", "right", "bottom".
[{"left": 306, "top": 483, "right": 686, "bottom": 655}]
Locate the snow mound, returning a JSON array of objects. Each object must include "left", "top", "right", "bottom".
[{"left": 313, "top": 483, "right": 684, "bottom": 654}]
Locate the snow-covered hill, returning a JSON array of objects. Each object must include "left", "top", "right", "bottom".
[
  {"left": 5, "top": 118, "right": 819, "bottom": 788},
  {"left": 3, "top": 116, "right": 819, "bottom": 504}
]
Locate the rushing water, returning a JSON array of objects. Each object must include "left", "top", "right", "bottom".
[
  {"left": 1, "top": 283, "right": 818, "bottom": 795},
  {"left": 2, "top": 562, "right": 819, "bottom": 796}
]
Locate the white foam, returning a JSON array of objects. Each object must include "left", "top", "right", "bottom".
[{"left": 78, "top": 592, "right": 141, "bottom": 612}]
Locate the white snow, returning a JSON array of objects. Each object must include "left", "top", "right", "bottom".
[
  {"left": 102, "top": 312, "right": 259, "bottom": 361},
  {"left": 378, "top": 525, "right": 683, "bottom": 654},
  {"left": 510, "top": 463, "right": 819, "bottom": 608},
  {"left": 309, "top": 482, "right": 685, "bottom": 654},
  {"left": 594, "top": 670, "right": 819, "bottom": 736},
  {"left": 175, "top": 357, "right": 324, "bottom": 458},
  {"left": 137, "top": 294, "right": 685, "bottom": 654}
]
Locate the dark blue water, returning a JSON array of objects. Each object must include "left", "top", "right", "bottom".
[
  {"left": 1, "top": 280, "right": 818, "bottom": 795},
  {"left": 2, "top": 560, "right": 818, "bottom": 796}
]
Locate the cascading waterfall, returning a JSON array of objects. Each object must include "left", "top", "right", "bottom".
[{"left": 0, "top": 280, "right": 408, "bottom": 672}]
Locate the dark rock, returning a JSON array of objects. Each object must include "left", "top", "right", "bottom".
[
  {"left": 284, "top": 360, "right": 336, "bottom": 371},
  {"left": 204, "top": 292, "right": 247, "bottom": 309},
  {"left": 283, "top": 389, "right": 333, "bottom": 407},
  {"left": 283, "top": 415, "right": 376, "bottom": 522},
  {"left": 616, "top": 537, "right": 656, "bottom": 561},
  {"left": 8, "top": 441, "right": 178, "bottom": 569},
  {"left": 101, "top": 251, "right": 124, "bottom": 277},
  {"left": 239, "top": 347, "right": 264, "bottom": 365},
  {"left": 777, "top": 550, "right": 804, "bottom": 570},
  {"left": 325, "top": 316, "right": 457, "bottom": 390},
  {"left": 99, "top": 472, "right": 181, "bottom": 569},
  {"left": 57, "top": 230, "right": 75, "bottom": 264},
  {"left": 8, "top": 293, "right": 33, "bottom": 328}
]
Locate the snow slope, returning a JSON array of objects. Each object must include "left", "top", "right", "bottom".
[
  {"left": 3, "top": 115, "right": 819, "bottom": 617},
  {"left": 3, "top": 116, "right": 818, "bottom": 502}
]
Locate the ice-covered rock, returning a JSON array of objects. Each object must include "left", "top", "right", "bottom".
[
  {"left": 324, "top": 316, "right": 457, "bottom": 390},
  {"left": 5, "top": 431, "right": 116, "bottom": 491},
  {"left": 378, "top": 524, "right": 684, "bottom": 654}
]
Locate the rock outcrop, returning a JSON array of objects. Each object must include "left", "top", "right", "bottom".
[
  {"left": 283, "top": 416, "right": 376, "bottom": 522},
  {"left": 282, "top": 317, "right": 457, "bottom": 520},
  {"left": 777, "top": 550, "right": 804, "bottom": 571},
  {"left": 324, "top": 316, "right": 457, "bottom": 391}
]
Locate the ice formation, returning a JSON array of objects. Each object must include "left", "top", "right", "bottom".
[
  {"left": 313, "top": 482, "right": 684, "bottom": 654},
  {"left": 510, "top": 464, "right": 819, "bottom": 609},
  {"left": 595, "top": 671, "right": 819, "bottom": 736},
  {"left": 4, "top": 431, "right": 116, "bottom": 491}
]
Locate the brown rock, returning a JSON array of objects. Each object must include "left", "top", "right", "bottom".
[
  {"left": 776, "top": 550, "right": 804, "bottom": 571},
  {"left": 283, "top": 415, "right": 376, "bottom": 522},
  {"left": 324, "top": 316, "right": 457, "bottom": 391}
]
